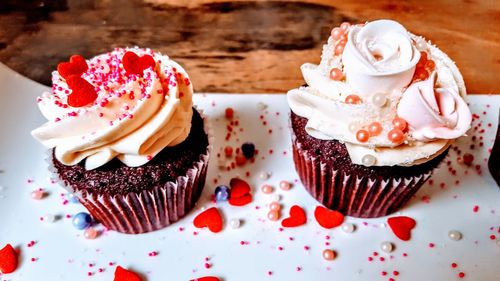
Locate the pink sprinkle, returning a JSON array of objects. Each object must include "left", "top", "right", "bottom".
[
  {"left": 304, "top": 246, "right": 310, "bottom": 251},
  {"left": 429, "top": 243, "right": 435, "bottom": 248},
  {"left": 98, "top": 268, "right": 104, "bottom": 273},
  {"left": 381, "top": 271, "right": 387, "bottom": 276},
  {"left": 379, "top": 257, "right": 385, "bottom": 262},
  {"left": 458, "top": 272, "right": 465, "bottom": 278},
  {"left": 88, "top": 272, "right": 93, "bottom": 276},
  {"left": 296, "top": 266, "right": 302, "bottom": 272},
  {"left": 31, "top": 257, "right": 37, "bottom": 262},
  {"left": 278, "top": 246, "right": 284, "bottom": 251},
  {"left": 204, "top": 263, "right": 211, "bottom": 269},
  {"left": 267, "top": 271, "right": 273, "bottom": 276},
  {"left": 473, "top": 205, "right": 479, "bottom": 213},
  {"left": 368, "top": 257, "right": 373, "bottom": 262}
]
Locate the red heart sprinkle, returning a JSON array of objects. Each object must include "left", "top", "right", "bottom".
[
  {"left": 66, "top": 75, "right": 97, "bottom": 107},
  {"left": 314, "top": 206, "right": 344, "bottom": 229},
  {"left": 57, "top": 55, "right": 88, "bottom": 79},
  {"left": 281, "top": 205, "right": 307, "bottom": 227},
  {"left": 0, "top": 244, "right": 18, "bottom": 274},
  {"left": 190, "top": 277, "right": 220, "bottom": 281},
  {"left": 122, "top": 51, "right": 156, "bottom": 75},
  {"left": 193, "top": 207, "right": 223, "bottom": 233},
  {"left": 228, "top": 178, "right": 252, "bottom": 206},
  {"left": 387, "top": 216, "right": 416, "bottom": 241},
  {"left": 229, "top": 194, "right": 253, "bottom": 206},
  {"left": 114, "top": 266, "right": 142, "bottom": 281}
]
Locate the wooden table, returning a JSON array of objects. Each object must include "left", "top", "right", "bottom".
[{"left": 1, "top": 0, "right": 498, "bottom": 94}]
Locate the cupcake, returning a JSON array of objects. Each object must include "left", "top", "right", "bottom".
[
  {"left": 287, "top": 20, "right": 472, "bottom": 218},
  {"left": 32, "top": 48, "right": 210, "bottom": 233}
]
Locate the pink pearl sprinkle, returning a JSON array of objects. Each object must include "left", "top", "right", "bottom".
[
  {"left": 84, "top": 228, "right": 98, "bottom": 240},
  {"left": 261, "top": 184, "right": 273, "bottom": 194},
  {"left": 269, "top": 201, "right": 281, "bottom": 211},
  {"left": 329, "top": 68, "right": 343, "bottom": 81},
  {"left": 279, "top": 181, "right": 292, "bottom": 191},
  {"left": 31, "top": 189, "right": 45, "bottom": 200}
]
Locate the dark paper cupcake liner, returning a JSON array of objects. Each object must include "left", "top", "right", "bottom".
[
  {"left": 292, "top": 139, "right": 434, "bottom": 218},
  {"left": 77, "top": 153, "right": 209, "bottom": 233}
]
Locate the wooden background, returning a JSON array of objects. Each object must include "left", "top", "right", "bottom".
[{"left": 0, "top": 0, "right": 498, "bottom": 94}]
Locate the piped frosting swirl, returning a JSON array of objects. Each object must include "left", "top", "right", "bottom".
[{"left": 32, "top": 48, "right": 193, "bottom": 170}]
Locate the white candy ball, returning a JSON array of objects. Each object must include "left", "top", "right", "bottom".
[
  {"left": 448, "top": 230, "right": 462, "bottom": 241},
  {"left": 341, "top": 223, "right": 355, "bottom": 233},
  {"left": 380, "top": 241, "right": 394, "bottom": 253}
]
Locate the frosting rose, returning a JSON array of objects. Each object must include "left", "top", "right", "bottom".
[
  {"left": 31, "top": 48, "right": 193, "bottom": 170},
  {"left": 287, "top": 19, "right": 472, "bottom": 167},
  {"left": 342, "top": 20, "right": 420, "bottom": 96},
  {"left": 397, "top": 72, "right": 472, "bottom": 141}
]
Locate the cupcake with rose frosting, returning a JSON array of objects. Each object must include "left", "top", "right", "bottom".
[
  {"left": 287, "top": 20, "right": 472, "bottom": 217},
  {"left": 32, "top": 47, "right": 210, "bottom": 233}
]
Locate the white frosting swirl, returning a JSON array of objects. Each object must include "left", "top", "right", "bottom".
[
  {"left": 287, "top": 20, "right": 471, "bottom": 166},
  {"left": 32, "top": 48, "right": 193, "bottom": 170},
  {"left": 342, "top": 20, "right": 420, "bottom": 96}
]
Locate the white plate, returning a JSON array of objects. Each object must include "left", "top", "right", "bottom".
[{"left": 0, "top": 63, "right": 499, "bottom": 281}]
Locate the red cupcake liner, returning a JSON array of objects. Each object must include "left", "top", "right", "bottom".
[
  {"left": 292, "top": 139, "right": 434, "bottom": 218},
  {"left": 77, "top": 153, "right": 209, "bottom": 234},
  {"left": 49, "top": 108, "right": 212, "bottom": 234}
]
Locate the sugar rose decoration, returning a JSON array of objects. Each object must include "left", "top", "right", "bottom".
[
  {"left": 397, "top": 73, "right": 472, "bottom": 141},
  {"left": 342, "top": 20, "right": 421, "bottom": 96}
]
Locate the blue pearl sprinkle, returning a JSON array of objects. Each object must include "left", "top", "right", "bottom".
[
  {"left": 72, "top": 212, "right": 92, "bottom": 230},
  {"left": 68, "top": 193, "right": 80, "bottom": 204},
  {"left": 215, "top": 185, "right": 231, "bottom": 202},
  {"left": 241, "top": 142, "right": 256, "bottom": 159}
]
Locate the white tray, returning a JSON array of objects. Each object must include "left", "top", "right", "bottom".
[{"left": 0, "top": 63, "right": 499, "bottom": 281}]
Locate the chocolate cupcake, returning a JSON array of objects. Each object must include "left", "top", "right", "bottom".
[
  {"left": 32, "top": 48, "right": 210, "bottom": 233},
  {"left": 287, "top": 20, "right": 472, "bottom": 218}
]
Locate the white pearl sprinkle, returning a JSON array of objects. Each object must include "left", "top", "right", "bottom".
[
  {"left": 348, "top": 122, "right": 360, "bottom": 134},
  {"left": 229, "top": 218, "right": 241, "bottom": 229},
  {"left": 371, "top": 93, "right": 387, "bottom": 107},
  {"left": 257, "top": 102, "right": 268, "bottom": 110},
  {"left": 416, "top": 38, "right": 427, "bottom": 51},
  {"left": 448, "top": 230, "right": 462, "bottom": 241},
  {"left": 44, "top": 214, "right": 55, "bottom": 223},
  {"left": 273, "top": 194, "right": 281, "bottom": 202},
  {"left": 341, "top": 223, "right": 355, "bottom": 233},
  {"left": 362, "top": 154, "right": 377, "bottom": 166},
  {"left": 259, "top": 171, "right": 271, "bottom": 180},
  {"left": 380, "top": 241, "right": 394, "bottom": 253}
]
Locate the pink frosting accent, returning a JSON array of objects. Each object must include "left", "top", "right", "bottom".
[{"left": 397, "top": 73, "right": 472, "bottom": 140}]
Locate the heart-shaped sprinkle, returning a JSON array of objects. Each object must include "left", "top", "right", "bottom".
[
  {"left": 190, "top": 277, "right": 220, "bottom": 281},
  {"left": 122, "top": 51, "right": 156, "bottom": 75},
  {"left": 281, "top": 205, "right": 307, "bottom": 227},
  {"left": 314, "top": 206, "right": 344, "bottom": 229},
  {"left": 66, "top": 75, "right": 97, "bottom": 107},
  {"left": 387, "top": 216, "right": 416, "bottom": 241},
  {"left": 114, "top": 266, "right": 142, "bottom": 281},
  {"left": 193, "top": 207, "right": 223, "bottom": 233},
  {"left": 0, "top": 244, "right": 18, "bottom": 274},
  {"left": 229, "top": 178, "right": 252, "bottom": 206},
  {"left": 57, "top": 55, "right": 88, "bottom": 79}
]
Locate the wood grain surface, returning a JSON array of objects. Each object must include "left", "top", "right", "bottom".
[{"left": 0, "top": 0, "right": 498, "bottom": 94}]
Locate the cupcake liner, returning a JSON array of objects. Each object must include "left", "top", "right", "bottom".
[
  {"left": 292, "top": 138, "right": 434, "bottom": 218},
  {"left": 48, "top": 108, "right": 213, "bottom": 234}
]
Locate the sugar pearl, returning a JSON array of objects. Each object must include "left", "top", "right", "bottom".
[
  {"left": 361, "top": 154, "right": 376, "bottom": 167},
  {"left": 43, "top": 214, "right": 55, "bottom": 223},
  {"left": 448, "top": 230, "right": 462, "bottom": 241},
  {"left": 259, "top": 171, "right": 271, "bottom": 180},
  {"left": 371, "top": 93, "right": 387, "bottom": 107},
  {"left": 380, "top": 241, "right": 394, "bottom": 253},
  {"left": 229, "top": 218, "right": 241, "bottom": 229},
  {"left": 322, "top": 249, "right": 336, "bottom": 261},
  {"left": 31, "top": 189, "right": 45, "bottom": 200},
  {"left": 273, "top": 194, "right": 281, "bottom": 202},
  {"left": 279, "top": 181, "right": 292, "bottom": 191},
  {"left": 340, "top": 22, "right": 351, "bottom": 31},
  {"left": 84, "top": 227, "right": 98, "bottom": 240},
  {"left": 268, "top": 210, "right": 280, "bottom": 221},
  {"left": 341, "top": 223, "right": 355, "bottom": 233},
  {"left": 348, "top": 122, "right": 361, "bottom": 133},
  {"left": 261, "top": 184, "right": 274, "bottom": 194},
  {"left": 269, "top": 201, "right": 281, "bottom": 211},
  {"left": 416, "top": 38, "right": 427, "bottom": 51},
  {"left": 331, "top": 27, "right": 343, "bottom": 40},
  {"left": 329, "top": 68, "right": 343, "bottom": 81}
]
